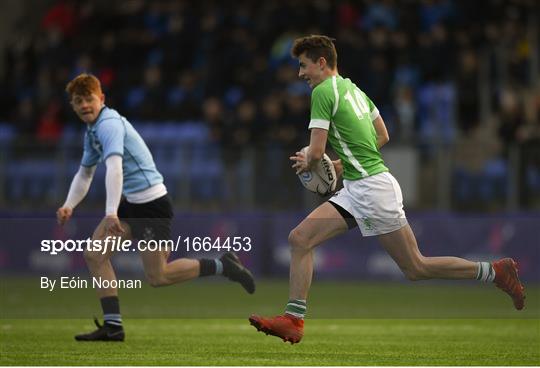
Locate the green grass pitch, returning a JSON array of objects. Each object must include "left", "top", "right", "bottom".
[{"left": 1, "top": 278, "right": 539, "bottom": 365}]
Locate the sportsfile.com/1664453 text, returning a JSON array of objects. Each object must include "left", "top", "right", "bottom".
[{"left": 40, "top": 236, "right": 253, "bottom": 255}]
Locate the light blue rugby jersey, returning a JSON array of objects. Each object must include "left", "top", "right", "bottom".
[{"left": 81, "top": 106, "right": 163, "bottom": 194}]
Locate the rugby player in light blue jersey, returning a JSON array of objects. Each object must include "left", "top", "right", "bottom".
[{"left": 57, "top": 74, "right": 255, "bottom": 341}]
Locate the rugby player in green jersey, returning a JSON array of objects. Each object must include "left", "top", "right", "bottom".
[{"left": 249, "top": 35, "right": 525, "bottom": 344}]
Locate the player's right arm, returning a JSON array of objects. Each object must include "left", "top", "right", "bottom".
[
  {"left": 364, "top": 93, "right": 389, "bottom": 149},
  {"left": 58, "top": 131, "right": 99, "bottom": 225},
  {"left": 373, "top": 115, "right": 389, "bottom": 149},
  {"left": 57, "top": 165, "right": 96, "bottom": 225}
]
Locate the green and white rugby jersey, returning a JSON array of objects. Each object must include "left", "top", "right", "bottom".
[{"left": 309, "top": 75, "right": 388, "bottom": 180}]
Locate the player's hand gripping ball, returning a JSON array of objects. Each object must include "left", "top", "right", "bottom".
[{"left": 297, "top": 146, "right": 337, "bottom": 196}]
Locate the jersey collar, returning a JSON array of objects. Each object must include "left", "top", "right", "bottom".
[{"left": 87, "top": 106, "right": 107, "bottom": 131}]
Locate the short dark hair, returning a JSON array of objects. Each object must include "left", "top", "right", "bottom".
[{"left": 291, "top": 35, "right": 337, "bottom": 69}]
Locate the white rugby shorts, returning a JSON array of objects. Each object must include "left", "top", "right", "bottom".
[{"left": 329, "top": 172, "right": 408, "bottom": 236}]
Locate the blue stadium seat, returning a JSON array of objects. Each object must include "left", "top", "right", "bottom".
[
  {"left": 453, "top": 158, "right": 508, "bottom": 205},
  {"left": 527, "top": 165, "right": 540, "bottom": 193},
  {"left": 6, "top": 159, "right": 60, "bottom": 201},
  {"left": 0, "top": 124, "right": 15, "bottom": 142},
  {"left": 132, "top": 121, "right": 222, "bottom": 200},
  {"left": 0, "top": 124, "right": 15, "bottom": 160},
  {"left": 480, "top": 158, "right": 508, "bottom": 201}
]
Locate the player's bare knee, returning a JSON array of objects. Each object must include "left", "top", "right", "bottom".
[
  {"left": 288, "top": 228, "right": 312, "bottom": 251},
  {"left": 145, "top": 272, "right": 169, "bottom": 287},
  {"left": 146, "top": 276, "right": 167, "bottom": 287},
  {"left": 402, "top": 264, "right": 428, "bottom": 281},
  {"left": 403, "top": 270, "right": 421, "bottom": 281},
  {"left": 83, "top": 249, "right": 106, "bottom": 266}
]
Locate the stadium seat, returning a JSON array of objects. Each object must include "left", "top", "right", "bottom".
[
  {"left": 0, "top": 124, "right": 15, "bottom": 142},
  {"left": 6, "top": 159, "right": 60, "bottom": 202},
  {"left": 132, "top": 121, "right": 220, "bottom": 202}
]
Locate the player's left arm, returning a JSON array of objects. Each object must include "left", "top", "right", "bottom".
[
  {"left": 373, "top": 115, "right": 389, "bottom": 149},
  {"left": 96, "top": 120, "right": 125, "bottom": 235},
  {"left": 291, "top": 128, "right": 328, "bottom": 174},
  {"left": 308, "top": 128, "right": 328, "bottom": 161},
  {"left": 103, "top": 155, "right": 124, "bottom": 235},
  {"left": 291, "top": 84, "right": 333, "bottom": 174}
]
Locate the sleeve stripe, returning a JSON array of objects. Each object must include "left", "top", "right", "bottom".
[
  {"left": 331, "top": 76, "right": 339, "bottom": 117},
  {"left": 370, "top": 107, "right": 380, "bottom": 121},
  {"left": 103, "top": 152, "right": 124, "bottom": 161},
  {"left": 309, "top": 119, "right": 330, "bottom": 130}
]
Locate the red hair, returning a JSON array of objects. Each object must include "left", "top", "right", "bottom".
[{"left": 65, "top": 73, "right": 103, "bottom": 98}]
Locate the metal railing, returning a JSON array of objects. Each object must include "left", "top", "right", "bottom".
[{"left": 1, "top": 140, "right": 538, "bottom": 212}]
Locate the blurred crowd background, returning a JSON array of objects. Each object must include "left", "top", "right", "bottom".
[{"left": 0, "top": 0, "right": 539, "bottom": 212}]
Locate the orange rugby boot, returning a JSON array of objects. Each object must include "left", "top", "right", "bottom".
[
  {"left": 492, "top": 258, "right": 525, "bottom": 310},
  {"left": 249, "top": 314, "right": 304, "bottom": 344}
]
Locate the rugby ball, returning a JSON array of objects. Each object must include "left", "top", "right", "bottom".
[{"left": 297, "top": 146, "right": 337, "bottom": 196}]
